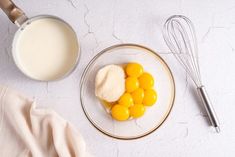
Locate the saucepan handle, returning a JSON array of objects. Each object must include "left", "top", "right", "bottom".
[{"left": 0, "top": 0, "right": 28, "bottom": 26}]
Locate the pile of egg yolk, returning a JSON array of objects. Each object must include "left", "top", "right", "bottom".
[{"left": 108, "top": 62, "right": 158, "bottom": 121}]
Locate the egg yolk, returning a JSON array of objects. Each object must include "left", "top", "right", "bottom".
[
  {"left": 98, "top": 62, "right": 158, "bottom": 121},
  {"left": 118, "top": 93, "right": 134, "bottom": 108},
  {"left": 129, "top": 104, "right": 146, "bottom": 118},
  {"left": 125, "top": 63, "right": 143, "bottom": 77},
  {"left": 138, "top": 73, "right": 154, "bottom": 89},
  {"left": 131, "top": 88, "right": 144, "bottom": 104},
  {"left": 111, "top": 104, "right": 129, "bottom": 121},
  {"left": 125, "top": 77, "right": 139, "bottom": 92},
  {"left": 143, "top": 89, "right": 157, "bottom": 106}
]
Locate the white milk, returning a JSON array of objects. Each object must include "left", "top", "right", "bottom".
[{"left": 15, "top": 18, "right": 79, "bottom": 81}]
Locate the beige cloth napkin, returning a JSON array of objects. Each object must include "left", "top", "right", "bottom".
[{"left": 0, "top": 85, "right": 88, "bottom": 157}]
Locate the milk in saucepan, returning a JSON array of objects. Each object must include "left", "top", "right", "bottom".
[{"left": 15, "top": 18, "right": 78, "bottom": 81}]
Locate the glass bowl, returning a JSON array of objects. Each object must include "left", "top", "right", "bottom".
[{"left": 80, "top": 43, "right": 175, "bottom": 140}]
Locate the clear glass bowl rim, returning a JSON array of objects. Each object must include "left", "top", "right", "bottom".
[{"left": 80, "top": 43, "right": 176, "bottom": 140}]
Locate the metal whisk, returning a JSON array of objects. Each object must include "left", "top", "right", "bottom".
[{"left": 163, "top": 15, "right": 220, "bottom": 133}]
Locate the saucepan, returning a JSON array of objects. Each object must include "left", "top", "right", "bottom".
[{"left": 0, "top": 0, "right": 80, "bottom": 81}]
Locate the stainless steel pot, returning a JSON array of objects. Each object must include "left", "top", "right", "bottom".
[{"left": 0, "top": 0, "right": 80, "bottom": 81}]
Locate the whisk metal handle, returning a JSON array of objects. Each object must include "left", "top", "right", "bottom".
[{"left": 197, "top": 86, "right": 220, "bottom": 132}]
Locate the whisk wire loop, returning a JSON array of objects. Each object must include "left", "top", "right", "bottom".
[{"left": 163, "top": 15, "right": 202, "bottom": 87}]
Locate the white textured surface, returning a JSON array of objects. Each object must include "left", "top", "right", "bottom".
[{"left": 0, "top": 0, "right": 235, "bottom": 156}]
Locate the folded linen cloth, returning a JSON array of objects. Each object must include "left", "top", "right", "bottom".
[{"left": 0, "top": 85, "right": 88, "bottom": 157}]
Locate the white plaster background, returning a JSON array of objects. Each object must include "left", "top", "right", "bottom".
[{"left": 0, "top": 0, "right": 235, "bottom": 156}]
